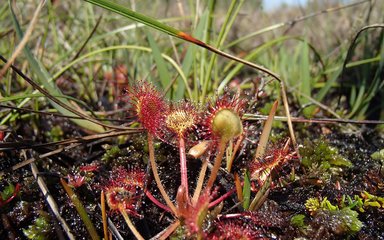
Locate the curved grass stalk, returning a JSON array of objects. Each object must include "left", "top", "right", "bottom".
[
  {"left": 85, "top": 0, "right": 281, "bottom": 85},
  {"left": 224, "top": 0, "right": 370, "bottom": 49},
  {"left": 201, "top": 0, "right": 244, "bottom": 102},
  {"left": 8, "top": 1, "right": 105, "bottom": 133},
  {"left": 147, "top": 133, "right": 177, "bottom": 214},
  {"left": 119, "top": 207, "right": 144, "bottom": 240},
  {"left": 218, "top": 36, "right": 294, "bottom": 94}
]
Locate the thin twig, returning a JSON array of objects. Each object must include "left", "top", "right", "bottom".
[
  {"left": 243, "top": 114, "right": 384, "bottom": 125},
  {"left": 30, "top": 162, "right": 75, "bottom": 240}
]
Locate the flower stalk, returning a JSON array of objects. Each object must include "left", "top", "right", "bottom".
[
  {"left": 178, "top": 136, "right": 189, "bottom": 197},
  {"left": 148, "top": 133, "right": 177, "bottom": 214},
  {"left": 206, "top": 139, "right": 227, "bottom": 192}
]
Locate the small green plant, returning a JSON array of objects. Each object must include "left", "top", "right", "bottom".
[
  {"left": 290, "top": 214, "right": 306, "bottom": 228},
  {"left": 360, "top": 191, "right": 384, "bottom": 209},
  {"left": 371, "top": 149, "right": 384, "bottom": 161},
  {"left": 0, "top": 182, "right": 21, "bottom": 208},
  {"left": 301, "top": 139, "right": 352, "bottom": 168},
  {"left": 305, "top": 196, "right": 363, "bottom": 235},
  {"left": 101, "top": 145, "right": 122, "bottom": 162},
  {"left": 300, "top": 139, "right": 352, "bottom": 183},
  {"left": 305, "top": 197, "right": 338, "bottom": 214},
  {"left": 23, "top": 212, "right": 52, "bottom": 240},
  {"left": 45, "top": 125, "right": 64, "bottom": 142}
]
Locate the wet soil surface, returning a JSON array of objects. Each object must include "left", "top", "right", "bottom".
[{"left": 0, "top": 116, "right": 383, "bottom": 240}]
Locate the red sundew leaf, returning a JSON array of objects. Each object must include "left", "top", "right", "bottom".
[{"left": 125, "top": 82, "right": 169, "bottom": 137}]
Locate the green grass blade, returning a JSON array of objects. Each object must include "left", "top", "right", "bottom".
[
  {"left": 146, "top": 31, "right": 172, "bottom": 98},
  {"left": 9, "top": 1, "right": 105, "bottom": 133},
  {"left": 86, "top": 0, "right": 281, "bottom": 88},
  {"left": 61, "top": 179, "right": 100, "bottom": 240},
  {"left": 218, "top": 36, "right": 294, "bottom": 94},
  {"left": 175, "top": 9, "right": 209, "bottom": 100},
  {"left": 242, "top": 170, "right": 251, "bottom": 209},
  {"left": 84, "top": 0, "right": 182, "bottom": 38},
  {"left": 299, "top": 41, "right": 312, "bottom": 116},
  {"left": 201, "top": 0, "right": 244, "bottom": 102}
]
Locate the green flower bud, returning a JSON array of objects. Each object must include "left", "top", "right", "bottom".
[{"left": 212, "top": 109, "right": 243, "bottom": 143}]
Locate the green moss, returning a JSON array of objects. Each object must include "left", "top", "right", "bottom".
[
  {"left": 45, "top": 126, "right": 64, "bottom": 142},
  {"left": 0, "top": 182, "right": 17, "bottom": 201},
  {"left": 305, "top": 196, "right": 363, "bottom": 235},
  {"left": 319, "top": 208, "right": 363, "bottom": 234},
  {"left": 291, "top": 214, "right": 306, "bottom": 228},
  {"left": 300, "top": 139, "right": 352, "bottom": 170},
  {"left": 23, "top": 211, "right": 52, "bottom": 240},
  {"left": 101, "top": 145, "right": 121, "bottom": 162},
  {"left": 371, "top": 149, "right": 384, "bottom": 161}
]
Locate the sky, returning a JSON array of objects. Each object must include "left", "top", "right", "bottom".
[{"left": 263, "top": 0, "right": 308, "bottom": 11}]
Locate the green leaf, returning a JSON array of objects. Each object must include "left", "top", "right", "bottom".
[
  {"left": 290, "top": 214, "right": 306, "bottom": 228},
  {"left": 242, "top": 170, "right": 251, "bottom": 209}
]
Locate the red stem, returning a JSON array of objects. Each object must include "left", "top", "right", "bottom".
[
  {"left": 145, "top": 191, "right": 172, "bottom": 213},
  {"left": 208, "top": 188, "right": 236, "bottom": 208},
  {"left": 179, "top": 137, "right": 189, "bottom": 198}
]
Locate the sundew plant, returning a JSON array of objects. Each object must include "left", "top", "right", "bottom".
[{"left": 0, "top": 0, "right": 383, "bottom": 239}]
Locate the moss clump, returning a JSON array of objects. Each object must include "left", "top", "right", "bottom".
[
  {"left": 314, "top": 208, "right": 363, "bottom": 235},
  {"left": 305, "top": 197, "right": 363, "bottom": 236},
  {"left": 291, "top": 214, "right": 306, "bottom": 228},
  {"left": 23, "top": 212, "right": 52, "bottom": 240},
  {"left": 371, "top": 149, "right": 384, "bottom": 161},
  {"left": 45, "top": 126, "right": 64, "bottom": 142},
  {"left": 300, "top": 139, "right": 352, "bottom": 169},
  {"left": 101, "top": 145, "right": 121, "bottom": 162}
]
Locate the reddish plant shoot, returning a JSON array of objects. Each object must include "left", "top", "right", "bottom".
[
  {"left": 249, "top": 139, "right": 294, "bottom": 184},
  {"left": 103, "top": 167, "right": 145, "bottom": 217},
  {"left": 165, "top": 101, "right": 199, "bottom": 198}
]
